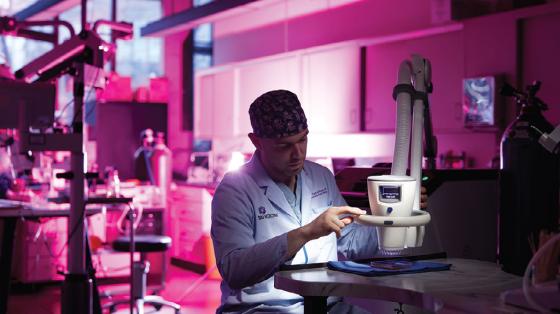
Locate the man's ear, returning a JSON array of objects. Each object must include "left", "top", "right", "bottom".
[{"left": 248, "top": 133, "right": 261, "bottom": 150}]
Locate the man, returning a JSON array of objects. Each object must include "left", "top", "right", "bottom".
[{"left": 211, "top": 90, "right": 427, "bottom": 313}]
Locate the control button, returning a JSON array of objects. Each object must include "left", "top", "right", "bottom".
[{"left": 387, "top": 207, "right": 393, "bottom": 214}]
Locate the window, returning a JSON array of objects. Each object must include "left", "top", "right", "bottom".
[
  {"left": 2, "top": 0, "right": 163, "bottom": 88},
  {"left": 193, "top": 0, "right": 213, "bottom": 70},
  {"left": 1, "top": 1, "right": 164, "bottom": 124},
  {"left": 115, "top": 0, "right": 163, "bottom": 87}
]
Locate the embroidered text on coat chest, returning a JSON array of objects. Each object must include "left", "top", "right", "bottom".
[
  {"left": 257, "top": 206, "right": 278, "bottom": 220},
  {"left": 311, "top": 187, "right": 328, "bottom": 199}
]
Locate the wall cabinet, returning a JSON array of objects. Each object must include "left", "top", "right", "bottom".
[
  {"left": 302, "top": 45, "right": 360, "bottom": 133},
  {"left": 194, "top": 44, "right": 361, "bottom": 140},
  {"left": 237, "top": 56, "right": 301, "bottom": 137}
]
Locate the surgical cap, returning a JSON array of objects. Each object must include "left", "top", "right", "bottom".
[{"left": 249, "top": 90, "right": 308, "bottom": 138}]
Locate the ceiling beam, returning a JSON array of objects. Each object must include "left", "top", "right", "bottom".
[
  {"left": 14, "top": 0, "right": 80, "bottom": 21},
  {"left": 141, "top": 0, "right": 264, "bottom": 37}
]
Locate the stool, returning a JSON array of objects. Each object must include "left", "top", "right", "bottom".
[{"left": 104, "top": 235, "right": 181, "bottom": 314}]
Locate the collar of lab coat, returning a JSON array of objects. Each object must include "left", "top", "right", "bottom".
[{"left": 244, "top": 151, "right": 312, "bottom": 224}]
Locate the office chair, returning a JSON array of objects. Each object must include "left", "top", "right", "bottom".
[{"left": 103, "top": 205, "right": 181, "bottom": 314}]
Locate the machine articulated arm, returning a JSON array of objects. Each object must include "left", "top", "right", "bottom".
[{"left": 357, "top": 55, "right": 435, "bottom": 255}]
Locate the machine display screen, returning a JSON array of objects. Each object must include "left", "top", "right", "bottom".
[{"left": 379, "top": 185, "right": 401, "bottom": 202}]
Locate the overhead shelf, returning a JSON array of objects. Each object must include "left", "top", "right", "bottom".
[
  {"left": 14, "top": 0, "right": 80, "bottom": 21},
  {"left": 140, "top": 0, "right": 266, "bottom": 37}
]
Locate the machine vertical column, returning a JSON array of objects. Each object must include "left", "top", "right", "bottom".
[
  {"left": 62, "top": 61, "right": 92, "bottom": 314},
  {"left": 410, "top": 55, "right": 426, "bottom": 212},
  {"left": 69, "top": 60, "right": 85, "bottom": 271}
]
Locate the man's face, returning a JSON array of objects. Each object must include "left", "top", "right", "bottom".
[{"left": 251, "top": 129, "right": 309, "bottom": 181}]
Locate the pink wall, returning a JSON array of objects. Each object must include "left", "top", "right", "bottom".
[
  {"left": 163, "top": 0, "right": 192, "bottom": 173},
  {"left": 462, "top": 12, "right": 518, "bottom": 125},
  {"left": 364, "top": 29, "right": 499, "bottom": 167},
  {"left": 365, "top": 30, "right": 465, "bottom": 131},
  {"left": 522, "top": 12, "right": 560, "bottom": 125}
]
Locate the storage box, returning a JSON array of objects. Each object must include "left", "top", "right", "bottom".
[
  {"left": 98, "top": 73, "right": 133, "bottom": 102},
  {"left": 149, "top": 77, "right": 169, "bottom": 103}
]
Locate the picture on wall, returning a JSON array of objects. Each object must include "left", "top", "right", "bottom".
[{"left": 462, "top": 76, "right": 495, "bottom": 127}]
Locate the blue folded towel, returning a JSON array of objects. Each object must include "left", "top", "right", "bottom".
[{"left": 327, "top": 260, "right": 451, "bottom": 276}]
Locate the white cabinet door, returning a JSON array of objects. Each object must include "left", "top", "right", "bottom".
[
  {"left": 302, "top": 45, "right": 360, "bottom": 133},
  {"left": 195, "top": 71, "right": 236, "bottom": 138},
  {"left": 194, "top": 74, "right": 215, "bottom": 139},
  {"left": 237, "top": 56, "right": 301, "bottom": 137},
  {"left": 212, "top": 71, "right": 236, "bottom": 138}
]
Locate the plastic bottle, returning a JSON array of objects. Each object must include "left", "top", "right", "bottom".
[
  {"left": 107, "top": 168, "right": 120, "bottom": 197},
  {"left": 150, "top": 132, "right": 172, "bottom": 205}
]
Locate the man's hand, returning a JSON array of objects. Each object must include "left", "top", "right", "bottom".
[
  {"left": 420, "top": 186, "right": 428, "bottom": 209},
  {"left": 285, "top": 206, "right": 365, "bottom": 260},
  {"left": 302, "top": 206, "right": 366, "bottom": 239}
]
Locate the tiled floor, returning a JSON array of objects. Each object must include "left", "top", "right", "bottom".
[{"left": 8, "top": 265, "right": 221, "bottom": 314}]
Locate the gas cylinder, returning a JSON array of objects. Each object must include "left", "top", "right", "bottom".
[
  {"left": 499, "top": 81, "right": 559, "bottom": 275},
  {"left": 150, "top": 131, "right": 172, "bottom": 205}
]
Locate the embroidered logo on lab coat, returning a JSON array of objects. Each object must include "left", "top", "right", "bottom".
[
  {"left": 311, "top": 187, "right": 328, "bottom": 199},
  {"left": 257, "top": 206, "right": 278, "bottom": 220}
]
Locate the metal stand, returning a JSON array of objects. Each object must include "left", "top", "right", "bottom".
[
  {"left": 106, "top": 254, "right": 180, "bottom": 314},
  {"left": 62, "top": 1, "right": 91, "bottom": 312},
  {"left": 61, "top": 59, "right": 91, "bottom": 314},
  {"left": 103, "top": 205, "right": 181, "bottom": 314},
  {"left": 0, "top": 219, "right": 17, "bottom": 314},
  {"left": 129, "top": 205, "right": 136, "bottom": 314},
  {"left": 86, "top": 236, "right": 102, "bottom": 314},
  {"left": 304, "top": 296, "right": 327, "bottom": 314},
  {"left": 394, "top": 302, "right": 405, "bottom": 314}
]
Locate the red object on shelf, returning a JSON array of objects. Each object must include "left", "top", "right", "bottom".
[
  {"left": 135, "top": 86, "right": 150, "bottom": 102},
  {"left": 149, "top": 77, "right": 168, "bottom": 103},
  {"left": 98, "top": 73, "right": 132, "bottom": 102}
]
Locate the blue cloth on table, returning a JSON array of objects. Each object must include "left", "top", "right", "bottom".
[{"left": 327, "top": 260, "right": 451, "bottom": 276}]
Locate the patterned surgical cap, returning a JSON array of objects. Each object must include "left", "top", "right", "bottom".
[{"left": 249, "top": 90, "right": 308, "bottom": 138}]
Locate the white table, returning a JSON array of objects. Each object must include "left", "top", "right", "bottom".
[
  {"left": 274, "top": 258, "right": 524, "bottom": 313},
  {"left": 0, "top": 199, "right": 108, "bottom": 217}
]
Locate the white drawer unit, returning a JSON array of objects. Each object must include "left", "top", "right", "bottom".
[{"left": 168, "top": 185, "right": 214, "bottom": 266}]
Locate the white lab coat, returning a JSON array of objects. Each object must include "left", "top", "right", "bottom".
[{"left": 211, "top": 153, "right": 378, "bottom": 313}]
